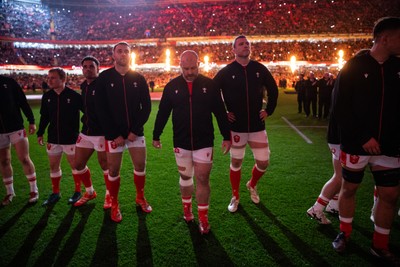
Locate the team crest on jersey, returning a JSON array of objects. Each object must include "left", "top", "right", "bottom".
[
  {"left": 202, "top": 87, "right": 207, "bottom": 93},
  {"left": 256, "top": 72, "right": 260, "bottom": 78},
  {"left": 134, "top": 82, "right": 138, "bottom": 87},
  {"left": 92, "top": 90, "right": 95, "bottom": 96},
  {"left": 232, "top": 75, "right": 235, "bottom": 79},
  {"left": 48, "top": 99, "right": 51, "bottom": 102},
  {"left": 111, "top": 83, "right": 114, "bottom": 87},
  {"left": 175, "top": 90, "right": 178, "bottom": 94},
  {"left": 350, "top": 155, "right": 360, "bottom": 164},
  {"left": 174, "top": 147, "right": 180, "bottom": 153},
  {"left": 67, "top": 98, "right": 71, "bottom": 103},
  {"left": 233, "top": 135, "right": 240, "bottom": 143},
  {"left": 3, "top": 84, "right": 7, "bottom": 88},
  {"left": 364, "top": 73, "right": 368, "bottom": 78}
]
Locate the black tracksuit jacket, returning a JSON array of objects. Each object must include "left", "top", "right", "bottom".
[
  {"left": 37, "top": 87, "right": 82, "bottom": 144},
  {"left": 96, "top": 67, "right": 151, "bottom": 141},
  {"left": 213, "top": 60, "right": 278, "bottom": 133},
  {"left": 332, "top": 52, "right": 400, "bottom": 157},
  {"left": 0, "top": 75, "right": 35, "bottom": 133},
  {"left": 80, "top": 79, "right": 104, "bottom": 136},
  {"left": 153, "top": 74, "right": 230, "bottom": 150}
]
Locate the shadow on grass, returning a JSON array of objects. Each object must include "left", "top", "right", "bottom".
[
  {"left": 90, "top": 209, "right": 118, "bottom": 267},
  {"left": 52, "top": 204, "right": 95, "bottom": 267},
  {"left": 6, "top": 205, "right": 55, "bottom": 267},
  {"left": 317, "top": 221, "right": 390, "bottom": 266},
  {"left": 32, "top": 206, "right": 77, "bottom": 267},
  {"left": 136, "top": 205, "right": 153, "bottom": 267},
  {"left": 187, "top": 221, "right": 234, "bottom": 266},
  {"left": 257, "top": 203, "right": 332, "bottom": 266},
  {"left": 0, "top": 202, "right": 33, "bottom": 238},
  {"left": 238, "top": 205, "right": 295, "bottom": 267}
]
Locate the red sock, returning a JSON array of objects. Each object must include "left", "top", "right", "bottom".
[
  {"left": 108, "top": 175, "right": 120, "bottom": 205},
  {"left": 317, "top": 197, "right": 329, "bottom": 206},
  {"left": 51, "top": 176, "right": 61, "bottom": 194},
  {"left": 182, "top": 196, "right": 192, "bottom": 214},
  {"left": 230, "top": 168, "right": 241, "bottom": 199},
  {"left": 72, "top": 172, "right": 81, "bottom": 192},
  {"left": 134, "top": 172, "right": 145, "bottom": 200},
  {"left": 373, "top": 230, "right": 390, "bottom": 250},
  {"left": 79, "top": 168, "right": 92, "bottom": 188},
  {"left": 103, "top": 172, "right": 110, "bottom": 192},
  {"left": 339, "top": 221, "right": 352, "bottom": 239},
  {"left": 249, "top": 165, "right": 265, "bottom": 188},
  {"left": 198, "top": 203, "right": 209, "bottom": 222}
]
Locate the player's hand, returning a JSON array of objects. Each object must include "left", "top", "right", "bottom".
[
  {"left": 152, "top": 140, "right": 162, "bottom": 149},
  {"left": 114, "top": 136, "right": 125, "bottom": 147},
  {"left": 362, "top": 138, "right": 381, "bottom": 155},
  {"left": 259, "top": 110, "right": 268, "bottom": 121},
  {"left": 38, "top": 136, "right": 44, "bottom": 146},
  {"left": 227, "top": 112, "right": 236, "bottom": 123},
  {"left": 127, "top": 132, "right": 137, "bottom": 142},
  {"left": 222, "top": 140, "right": 231, "bottom": 155},
  {"left": 29, "top": 124, "right": 36, "bottom": 135}
]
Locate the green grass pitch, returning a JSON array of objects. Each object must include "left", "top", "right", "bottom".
[{"left": 0, "top": 90, "right": 399, "bottom": 266}]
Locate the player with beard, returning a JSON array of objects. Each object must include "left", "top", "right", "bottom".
[
  {"left": 331, "top": 17, "right": 400, "bottom": 265},
  {"left": 73, "top": 56, "right": 111, "bottom": 208},
  {"left": 96, "top": 42, "right": 152, "bottom": 223},
  {"left": 152, "top": 50, "right": 231, "bottom": 234},
  {"left": 214, "top": 35, "right": 278, "bottom": 213}
]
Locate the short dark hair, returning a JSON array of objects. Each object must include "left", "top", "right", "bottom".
[
  {"left": 48, "top": 67, "right": 67, "bottom": 81},
  {"left": 373, "top": 17, "right": 400, "bottom": 40},
  {"left": 113, "top": 41, "right": 131, "bottom": 52},
  {"left": 81, "top": 56, "right": 100, "bottom": 67},
  {"left": 232, "top": 35, "right": 247, "bottom": 48}
]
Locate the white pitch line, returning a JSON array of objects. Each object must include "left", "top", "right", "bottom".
[{"left": 281, "top": 116, "right": 313, "bottom": 144}]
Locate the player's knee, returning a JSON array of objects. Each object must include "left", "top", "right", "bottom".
[
  {"left": 255, "top": 160, "right": 269, "bottom": 171},
  {"left": 0, "top": 157, "right": 11, "bottom": 167},
  {"left": 74, "top": 161, "right": 86, "bottom": 171},
  {"left": 230, "top": 147, "right": 245, "bottom": 162},
  {"left": 342, "top": 168, "right": 364, "bottom": 184},
  {"left": 19, "top": 156, "right": 32, "bottom": 166},
  {"left": 372, "top": 168, "right": 400, "bottom": 187},
  {"left": 179, "top": 176, "right": 193, "bottom": 187},
  {"left": 98, "top": 159, "right": 108, "bottom": 171}
]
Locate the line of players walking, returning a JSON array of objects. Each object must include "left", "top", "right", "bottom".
[{"left": 1, "top": 17, "right": 400, "bottom": 265}]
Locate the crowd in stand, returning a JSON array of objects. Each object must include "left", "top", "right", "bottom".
[
  {"left": 3, "top": 63, "right": 335, "bottom": 93},
  {"left": 1, "top": 39, "right": 372, "bottom": 67},
  {"left": 1, "top": 1, "right": 396, "bottom": 40},
  {"left": 0, "top": 0, "right": 394, "bottom": 90}
]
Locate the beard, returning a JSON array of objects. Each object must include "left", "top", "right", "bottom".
[{"left": 115, "top": 58, "right": 130, "bottom": 67}]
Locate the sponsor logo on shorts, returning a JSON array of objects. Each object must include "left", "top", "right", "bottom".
[
  {"left": 233, "top": 135, "right": 240, "bottom": 143},
  {"left": 77, "top": 135, "right": 82, "bottom": 143},
  {"left": 47, "top": 143, "right": 52, "bottom": 150},
  {"left": 174, "top": 148, "right": 180, "bottom": 154}
]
